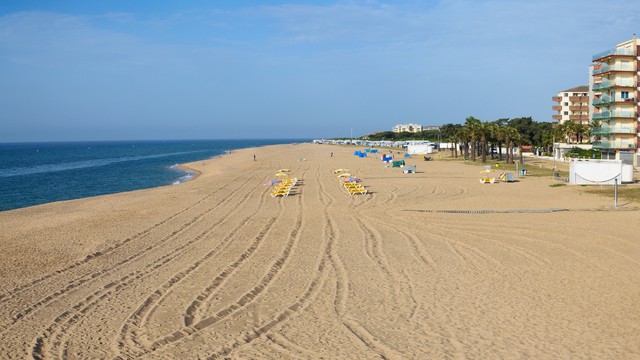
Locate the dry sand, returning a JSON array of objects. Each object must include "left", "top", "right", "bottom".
[{"left": 1, "top": 143, "right": 639, "bottom": 359}]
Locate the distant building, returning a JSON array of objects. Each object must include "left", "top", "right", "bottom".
[
  {"left": 392, "top": 123, "right": 423, "bottom": 133},
  {"left": 552, "top": 86, "right": 590, "bottom": 127},
  {"left": 422, "top": 125, "right": 441, "bottom": 131},
  {"left": 590, "top": 37, "right": 639, "bottom": 164}
]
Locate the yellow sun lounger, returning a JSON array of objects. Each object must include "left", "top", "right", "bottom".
[
  {"left": 343, "top": 183, "right": 367, "bottom": 195},
  {"left": 271, "top": 185, "right": 292, "bottom": 197},
  {"left": 479, "top": 177, "right": 496, "bottom": 184},
  {"left": 333, "top": 168, "right": 349, "bottom": 174}
]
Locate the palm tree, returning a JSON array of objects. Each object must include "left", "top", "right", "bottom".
[
  {"left": 589, "top": 119, "right": 602, "bottom": 143},
  {"left": 514, "top": 132, "right": 527, "bottom": 165},
  {"left": 475, "top": 121, "right": 493, "bottom": 163},
  {"left": 563, "top": 121, "right": 579, "bottom": 144},
  {"left": 457, "top": 127, "right": 470, "bottom": 160},
  {"left": 504, "top": 126, "right": 519, "bottom": 164},
  {"left": 464, "top": 117, "right": 481, "bottom": 162}
]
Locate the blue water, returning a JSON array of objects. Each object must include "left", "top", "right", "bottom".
[{"left": 0, "top": 139, "right": 306, "bottom": 212}]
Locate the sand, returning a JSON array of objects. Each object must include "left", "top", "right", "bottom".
[{"left": 1, "top": 143, "right": 639, "bottom": 359}]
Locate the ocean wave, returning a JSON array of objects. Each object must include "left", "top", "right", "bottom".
[
  {"left": 172, "top": 171, "right": 195, "bottom": 185},
  {"left": 0, "top": 150, "right": 208, "bottom": 178}
]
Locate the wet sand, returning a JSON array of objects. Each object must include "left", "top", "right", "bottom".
[{"left": 1, "top": 143, "right": 639, "bottom": 359}]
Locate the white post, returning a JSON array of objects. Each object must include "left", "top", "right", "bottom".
[{"left": 614, "top": 178, "right": 618, "bottom": 208}]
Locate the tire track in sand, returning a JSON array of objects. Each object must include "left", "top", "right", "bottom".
[
  {"left": 29, "top": 175, "right": 267, "bottom": 359},
  {"left": 1, "top": 166, "right": 265, "bottom": 307},
  {"left": 131, "top": 176, "right": 308, "bottom": 357},
  {"left": 319, "top": 175, "right": 403, "bottom": 359},
  {"left": 201, "top": 169, "right": 341, "bottom": 359},
  {"left": 3, "top": 170, "right": 264, "bottom": 330},
  {"left": 114, "top": 182, "right": 275, "bottom": 357}
]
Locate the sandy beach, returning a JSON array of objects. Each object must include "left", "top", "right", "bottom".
[{"left": 1, "top": 142, "right": 639, "bottom": 359}]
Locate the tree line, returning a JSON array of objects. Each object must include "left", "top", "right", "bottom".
[{"left": 364, "top": 116, "right": 574, "bottom": 164}]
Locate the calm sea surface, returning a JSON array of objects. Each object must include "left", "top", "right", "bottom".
[{"left": 0, "top": 139, "right": 307, "bottom": 212}]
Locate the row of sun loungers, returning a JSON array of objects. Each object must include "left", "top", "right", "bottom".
[
  {"left": 271, "top": 177, "right": 298, "bottom": 197},
  {"left": 334, "top": 169, "right": 368, "bottom": 195},
  {"left": 343, "top": 181, "right": 367, "bottom": 195}
]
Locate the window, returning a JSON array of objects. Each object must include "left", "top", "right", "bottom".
[
  {"left": 564, "top": 102, "right": 569, "bottom": 106},
  {"left": 563, "top": 111, "right": 569, "bottom": 115},
  {"left": 564, "top": 93, "right": 568, "bottom": 97},
  {"left": 621, "top": 91, "right": 629, "bottom": 99}
]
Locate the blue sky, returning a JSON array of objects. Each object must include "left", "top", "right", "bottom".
[{"left": 1, "top": 0, "right": 638, "bottom": 141}]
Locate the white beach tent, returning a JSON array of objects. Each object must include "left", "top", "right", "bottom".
[
  {"left": 407, "top": 143, "right": 434, "bottom": 155},
  {"left": 569, "top": 159, "right": 623, "bottom": 185}
]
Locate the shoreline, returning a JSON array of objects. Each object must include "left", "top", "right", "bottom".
[{"left": 0, "top": 141, "right": 305, "bottom": 213}]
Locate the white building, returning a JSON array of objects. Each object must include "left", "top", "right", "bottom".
[
  {"left": 590, "top": 37, "right": 639, "bottom": 165},
  {"left": 552, "top": 86, "right": 590, "bottom": 128},
  {"left": 392, "top": 123, "right": 423, "bottom": 133}
]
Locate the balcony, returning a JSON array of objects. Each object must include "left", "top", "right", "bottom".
[
  {"left": 593, "top": 96, "right": 636, "bottom": 106},
  {"left": 569, "top": 105, "right": 587, "bottom": 111},
  {"left": 569, "top": 115, "right": 588, "bottom": 121},
  {"left": 552, "top": 96, "right": 562, "bottom": 102},
  {"left": 592, "top": 79, "right": 636, "bottom": 91},
  {"left": 593, "top": 110, "right": 637, "bottom": 120},
  {"left": 591, "top": 126, "right": 637, "bottom": 135},
  {"left": 592, "top": 63, "right": 636, "bottom": 75},
  {"left": 592, "top": 48, "right": 636, "bottom": 61},
  {"left": 592, "top": 140, "right": 637, "bottom": 150},
  {"left": 552, "top": 115, "right": 562, "bottom": 121},
  {"left": 569, "top": 96, "right": 588, "bottom": 102}
]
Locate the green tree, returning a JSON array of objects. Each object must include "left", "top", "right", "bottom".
[
  {"left": 475, "top": 121, "right": 493, "bottom": 163},
  {"left": 464, "top": 116, "right": 481, "bottom": 162}
]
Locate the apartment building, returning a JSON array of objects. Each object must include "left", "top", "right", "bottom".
[
  {"left": 552, "top": 85, "right": 590, "bottom": 129},
  {"left": 392, "top": 123, "right": 423, "bottom": 133},
  {"left": 590, "top": 37, "right": 639, "bottom": 163}
]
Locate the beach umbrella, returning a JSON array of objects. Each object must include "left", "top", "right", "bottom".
[{"left": 275, "top": 172, "right": 289, "bottom": 177}]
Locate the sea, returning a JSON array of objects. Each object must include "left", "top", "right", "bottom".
[{"left": 0, "top": 139, "right": 307, "bottom": 212}]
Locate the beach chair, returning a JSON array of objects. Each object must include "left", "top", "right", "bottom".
[
  {"left": 271, "top": 184, "right": 292, "bottom": 197},
  {"left": 499, "top": 173, "right": 514, "bottom": 182},
  {"left": 343, "top": 182, "right": 367, "bottom": 195},
  {"left": 479, "top": 177, "right": 496, "bottom": 184}
]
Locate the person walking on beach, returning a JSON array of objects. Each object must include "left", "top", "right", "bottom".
[
  {"left": 253, "top": 154, "right": 256, "bottom": 161},
  {"left": 331, "top": 152, "right": 333, "bottom": 158}
]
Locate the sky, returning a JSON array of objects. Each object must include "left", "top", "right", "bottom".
[{"left": 1, "top": 0, "right": 639, "bottom": 141}]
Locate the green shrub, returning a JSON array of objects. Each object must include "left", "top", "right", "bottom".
[{"left": 565, "top": 147, "right": 601, "bottom": 159}]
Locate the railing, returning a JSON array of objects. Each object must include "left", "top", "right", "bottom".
[
  {"left": 592, "top": 140, "right": 637, "bottom": 149},
  {"left": 592, "top": 96, "right": 611, "bottom": 106},
  {"left": 592, "top": 126, "right": 637, "bottom": 135},
  {"left": 592, "top": 48, "right": 635, "bottom": 60},
  {"left": 593, "top": 110, "right": 637, "bottom": 120},
  {"left": 592, "top": 79, "right": 636, "bottom": 91},
  {"left": 593, "top": 96, "right": 636, "bottom": 106},
  {"left": 593, "top": 63, "right": 635, "bottom": 75}
]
